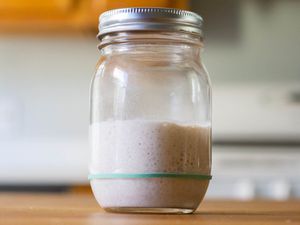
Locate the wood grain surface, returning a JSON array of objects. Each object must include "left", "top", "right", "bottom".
[{"left": 0, "top": 193, "right": 300, "bottom": 225}]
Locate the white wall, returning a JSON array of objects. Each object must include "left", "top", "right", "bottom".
[
  {"left": 0, "top": 0, "right": 299, "bottom": 189},
  {"left": 201, "top": 0, "right": 300, "bottom": 84}
]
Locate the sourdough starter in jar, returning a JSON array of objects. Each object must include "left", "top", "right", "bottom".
[
  {"left": 90, "top": 7, "right": 212, "bottom": 214},
  {"left": 90, "top": 120, "right": 211, "bottom": 211}
]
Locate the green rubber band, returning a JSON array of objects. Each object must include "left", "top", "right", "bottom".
[{"left": 88, "top": 173, "right": 212, "bottom": 180}]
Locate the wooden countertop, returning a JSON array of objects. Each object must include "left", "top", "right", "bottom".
[{"left": 1, "top": 193, "right": 300, "bottom": 225}]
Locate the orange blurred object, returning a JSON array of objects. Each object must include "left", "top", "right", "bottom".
[
  {"left": 0, "top": 0, "right": 189, "bottom": 33},
  {"left": 0, "top": 0, "right": 73, "bottom": 13}
]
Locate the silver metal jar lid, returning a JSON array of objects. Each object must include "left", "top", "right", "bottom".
[{"left": 98, "top": 7, "right": 203, "bottom": 39}]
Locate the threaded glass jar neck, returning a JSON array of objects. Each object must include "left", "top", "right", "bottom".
[{"left": 98, "top": 31, "right": 203, "bottom": 49}]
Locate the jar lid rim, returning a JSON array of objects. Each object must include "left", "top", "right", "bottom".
[{"left": 98, "top": 7, "right": 203, "bottom": 39}]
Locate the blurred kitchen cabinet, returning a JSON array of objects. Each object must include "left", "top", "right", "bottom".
[
  {"left": 0, "top": 0, "right": 82, "bottom": 32},
  {"left": 0, "top": 0, "right": 73, "bottom": 13},
  {"left": 0, "top": 0, "right": 188, "bottom": 33}
]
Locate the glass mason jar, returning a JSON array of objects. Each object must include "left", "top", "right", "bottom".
[{"left": 89, "top": 8, "right": 212, "bottom": 214}]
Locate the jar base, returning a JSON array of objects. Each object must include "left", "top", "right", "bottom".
[{"left": 104, "top": 207, "right": 195, "bottom": 214}]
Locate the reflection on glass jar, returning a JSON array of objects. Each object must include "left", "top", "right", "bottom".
[{"left": 89, "top": 7, "right": 212, "bottom": 214}]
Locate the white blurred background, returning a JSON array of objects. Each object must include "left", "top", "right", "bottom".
[{"left": 0, "top": 0, "right": 299, "bottom": 199}]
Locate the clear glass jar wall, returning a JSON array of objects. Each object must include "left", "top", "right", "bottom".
[{"left": 89, "top": 8, "right": 212, "bottom": 214}]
